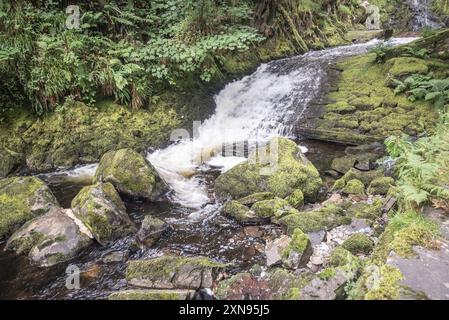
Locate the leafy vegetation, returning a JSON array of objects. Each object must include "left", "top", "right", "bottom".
[
  {"left": 0, "top": 0, "right": 264, "bottom": 114},
  {"left": 0, "top": 0, "right": 368, "bottom": 117},
  {"left": 392, "top": 74, "right": 449, "bottom": 109},
  {"left": 385, "top": 113, "right": 449, "bottom": 208}
]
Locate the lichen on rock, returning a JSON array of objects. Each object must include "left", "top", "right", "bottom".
[
  {"left": 71, "top": 182, "right": 136, "bottom": 245},
  {"left": 94, "top": 148, "right": 168, "bottom": 201},
  {"left": 214, "top": 137, "right": 322, "bottom": 201},
  {"left": 0, "top": 176, "right": 59, "bottom": 239}
]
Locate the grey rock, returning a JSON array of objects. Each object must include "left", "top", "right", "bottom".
[
  {"left": 5, "top": 208, "right": 92, "bottom": 267},
  {"left": 265, "top": 235, "right": 291, "bottom": 267},
  {"left": 137, "top": 216, "right": 169, "bottom": 247}
]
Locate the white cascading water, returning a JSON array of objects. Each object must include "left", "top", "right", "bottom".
[{"left": 147, "top": 38, "right": 418, "bottom": 210}]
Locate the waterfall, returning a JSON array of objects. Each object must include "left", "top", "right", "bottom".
[{"left": 147, "top": 38, "right": 418, "bottom": 210}]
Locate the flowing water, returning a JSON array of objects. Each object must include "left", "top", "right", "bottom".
[{"left": 0, "top": 37, "right": 418, "bottom": 300}]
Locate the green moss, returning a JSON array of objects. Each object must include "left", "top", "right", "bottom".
[
  {"left": 333, "top": 178, "right": 347, "bottom": 190},
  {"left": 215, "top": 138, "right": 322, "bottom": 201},
  {"left": 6, "top": 231, "right": 46, "bottom": 255},
  {"left": 94, "top": 148, "right": 164, "bottom": 201},
  {"left": 281, "top": 228, "right": 310, "bottom": 261},
  {"left": 251, "top": 198, "right": 290, "bottom": 219},
  {"left": 387, "top": 57, "right": 429, "bottom": 78},
  {"left": 329, "top": 247, "right": 358, "bottom": 268},
  {"left": 367, "top": 177, "right": 395, "bottom": 195},
  {"left": 318, "top": 267, "right": 337, "bottom": 281},
  {"left": 285, "top": 189, "right": 304, "bottom": 209},
  {"left": 0, "top": 176, "right": 58, "bottom": 239},
  {"left": 237, "top": 192, "right": 275, "bottom": 206},
  {"left": 222, "top": 200, "right": 261, "bottom": 224},
  {"left": 347, "top": 197, "right": 384, "bottom": 221},
  {"left": 126, "top": 256, "right": 225, "bottom": 281},
  {"left": 389, "top": 224, "right": 436, "bottom": 258},
  {"left": 279, "top": 204, "right": 351, "bottom": 234},
  {"left": 342, "top": 233, "right": 374, "bottom": 255},
  {"left": 341, "top": 179, "right": 365, "bottom": 196},
  {"left": 71, "top": 182, "right": 132, "bottom": 245},
  {"left": 364, "top": 265, "right": 404, "bottom": 300},
  {"left": 108, "top": 290, "right": 189, "bottom": 300},
  {"left": 341, "top": 168, "right": 383, "bottom": 186}
]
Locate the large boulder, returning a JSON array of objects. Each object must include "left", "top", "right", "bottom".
[
  {"left": 5, "top": 208, "right": 92, "bottom": 267},
  {"left": 222, "top": 201, "right": 266, "bottom": 225},
  {"left": 94, "top": 149, "right": 168, "bottom": 201},
  {"left": 214, "top": 138, "right": 322, "bottom": 201},
  {"left": 126, "top": 256, "right": 225, "bottom": 290},
  {"left": 0, "top": 176, "right": 60, "bottom": 239},
  {"left": 278, "top": 204, "right": 351, "bottom": 234},
  {"left": 71, "top": 183, "right": 136, "bottom": 245}
]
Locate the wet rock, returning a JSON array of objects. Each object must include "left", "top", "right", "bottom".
[
  {"left": 214, "top": 138, "right": 323, "bottom": 201},
  {"left": 243, "top": 226, "right": 263, "bottom": 238},
  {"left": 216, "top": 269, "right": 310, "bottom": 300},
  {"left": 109, "top": 289, "right": 194, "bottom": 300},
  {"left": 5, "top": 208, "right": 92, "bottom": 267},
  {"left": 331, "top": 155, "right": 358, "bottom": 174},
  {"left": 368, "top": 177, "right": 395, "bottom": 195},
  {"left": 126, "top": 256, "right": 225, "bottom": 290},
  {"left": 71, "top": 183, "right": 136, "bottom": 246},
  {"left": 341, "top": 179, "right": 366, "bottom": 196},
  {"left": 101, "top": 250, "right": 129, "bottom": 264},
  {"left": 137, "top": 216, "right": 169, "bottom": 247},
  {"left": 387, "top": 241, "right": 449, "bottom": 300},
  {"left": 342, "top": 233, "right": 374, "bottom": 255},
  {"left": 237, "top": 192, "right": 275, "bottom": 206},
  {"left": 278, "top": 204, "right": 351, "bottom": 234},
  {"left": 81, "top": 264, "right": 103, "bottom": 286},
  {"left": 94, "top": 148, "right": 168, "bottom": 201},
  {"left": 222, "top": 201, "right": 265, "bottom": 225},
  {"left": 0, "top": 176, "right": 60, "bottom": 239}
]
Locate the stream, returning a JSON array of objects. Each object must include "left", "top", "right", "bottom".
[{"left": 0, "top": 37, "right": 418, "bottom": 300}]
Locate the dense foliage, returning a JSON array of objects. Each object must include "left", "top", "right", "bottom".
[
  {"left": 0, "top": 0, "right": 264, "bottom": 114},
  {"left": 0, "top": 0, "right": 367, "bottom": 116}
]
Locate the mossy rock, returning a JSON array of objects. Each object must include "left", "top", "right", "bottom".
[
  {"left": 0, "top": 148, "right": 23, "bottom": 178},
  {"left": 236, "top": 192, "right": 275, "bottom": 206},
  {"left": 331, "top": 155, "right": 358, "bottom": 174},
  {"left": 126, "top": 256, "right": 225, "bottom": 290},
  {"left": 347, "top": 197, "right": 384, "bottom": 221},
  {"left": 108, "top": 289, "right": 193, "bottom": 300},
  {"left": 5, "top": 208, "right": 92, "bottom": 267},
  {"left": 329, "top": 246, "right": 359, "bottom": 267},
  {"left": 214, "top": 137, "right": 322, "bottom": 201},
  {"left": 341, "top": 168, "right": 383, "bottom": 186},
  {"left": 0, "top": 176, "right": 59, "bottom": 240},
  {"left": 278, "top": 204, "right": 351, "bottom": 234},
  {"left": 387, "top": 57, "right": 429, "bottom": 78},
  {"left": 342, "top": 233, "right": 374, "bottom": 255},
  {"left": 358, "top": 264, "right": 404, "bottom": 300},
  {"left": 94, "top": 148, "right": 168, "bottom": 201},
  {"left": 281, "top": 228, "right": 313, "bottom": 269},
  {"left": 285, "top": 189, "right": 304, "bottom": 209},
  {"left": 251, "top": 198, "right": 290, "bottom": 219},
  {"left": 1, "top": 101, "right": 182, "bottom": 173},
  {"left": 71, "top": 183, "right": 135, "bottom": 245},
  {"left": 341, "top": 179, "right": 366, "bottom": 196},
  {"left": 368, "top": 177, "right": 395, "bottom": 195},
  {"left": 222, "top": 200, "right": 265, "bottom": 225}
]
